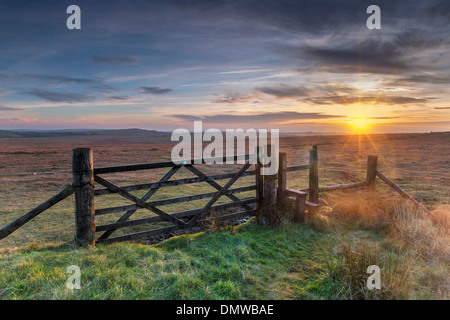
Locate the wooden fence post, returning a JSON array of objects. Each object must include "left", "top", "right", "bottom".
[
  {"left": 309, "top": 145, "right": 319, "bottom": 205},
  {"left": 294, "top": 194, "right": 307, "bottom": 223},
  {"left": 366, "top": 155, "right": 378, "bottom": 189},
  {"left": 72, "top": 148, "right": 95, "bottom": 247},
  {"left": 277, "top": 152, "right": 287, "bottom": 201},
  {"left": 255, "top": 146, "right": 264, "bottom": 210},
  {"left": 263, "top": 145, "right": 278, "bottom": 210}
]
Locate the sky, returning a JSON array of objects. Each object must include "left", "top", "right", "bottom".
[{"left": 0, "top": 0, "right": 449, "bottom": 133}]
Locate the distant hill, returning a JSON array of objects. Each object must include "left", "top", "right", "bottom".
[{"left": 0, "top": 128, "right": 172, "bottom": 138}]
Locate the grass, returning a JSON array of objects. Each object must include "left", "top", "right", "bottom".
[
  {"left": 0, "top": 191, "right": 448, "bottom": 300},
  {"left": 0, "top": 132, "right": 448, "bottom": 299},
  {"left": 0, "top": 220, "right": 336, "bottom": 300}
]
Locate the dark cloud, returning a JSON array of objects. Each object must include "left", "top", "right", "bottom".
[
  {"left": 137, "top": 86, "right": 173, "bottom": 94},
  {"left": 305, "top": 95, "right": 430, "bottom": 105},
  {"left": 0, "top": 73, "right": 100, "bottom": 85},
  {"left": 211, "top": 93, "right": 254, "bottom": 103},
  {"left": 427, "top": 0, "right": 450, "bottom": 25},
  {"left": 92, "top": 55, "right": 140, "bottom": 66},
  {"left": 23, "top": 89, "right": 94, "bottom": 103},
  {"left": 384, "top": 73, "right": 450, "bottom": 85},
  {"left": 256, "top": 85, "right": 309, "bottom": 98},
  {"left": 300, "top": 40, "right": 412, "bottom": 75},
  {"left": 91, "top": 84, "right": 117, "bottom": 92},
  {"left": 109, "top": 95, "right": 133, "bottom": 100},
  {"left": 393, "top": 31, "right": 445, "bottom": 51},
  {"left": 171, "top": 111, "right": 344, "bottom": 124},
  {"left": 178, "top": 0, "right": 421, "bottom": 35},
  {"left": 434, "top": 107, "right": 450, "bottom": 109},
  {"left": 0, "top": 106, "right": 24, "bottom": 111}
]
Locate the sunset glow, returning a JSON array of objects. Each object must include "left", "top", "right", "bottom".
[{"left": 0, "top": 1, "right": 448, "bottom": 133}]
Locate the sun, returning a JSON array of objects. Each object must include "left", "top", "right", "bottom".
[{"left": 350, "top": 117, "right": 370, "bottom": 130}]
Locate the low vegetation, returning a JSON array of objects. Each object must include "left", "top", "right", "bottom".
[{"left": 0, "top": 190, "right": 448, "bottom": 300}]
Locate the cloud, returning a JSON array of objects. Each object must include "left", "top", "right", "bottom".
[
  {"left": 434, "top": 107, "right": 450, "bottom": 109},
  {"left": 23, "top": 89, "right": 94, "bottom": 103},
  {"left": 171, "top": 111, "right": 344, "bottom": 124},
  {"left": 92, "top": 55, "right": 140, "bottom": 66},
  {"left": 211, "top": 92, "right": 254, "bottom": 103},
  {"left": 91, "top": 84, "right": 117, "bottom": 92},
  {"left": 0, "top": 73, "right": 100, "bottom": 85},
  {"left": 0, "top": 106, "right": 24, "bottom": 111},
  {"left": 109, "top": 95, "right": 133, "bottom": 100},
  {"left": 137, "top": 86, "right": 173, "bottom": 94},
  {"left": 300, "top": 40, "right": 412, "bottom": 75},
  {"left": 305, "top": 95, "right": 430, "bottom": 105},
  {"left": 256, "top": 85, "right": 309, "bottom": 98},
  {"left": 427, "top": 0, "right": 450, "bottom": 25},
  {"left": 384, "top": 73, "right": 450, "bottom": 85}
]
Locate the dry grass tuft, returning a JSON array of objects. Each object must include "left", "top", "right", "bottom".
[
  {"left": 326, "top": 190, "right": 392, "bottom": 230},
  {"left": 327, "top": 240, "right": 411, "bottom": 300}
]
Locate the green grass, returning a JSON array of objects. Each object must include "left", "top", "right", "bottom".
[
  {"left": 0, "top": 213, "right": 447, "bottom": 300},
  {"left": 0, "top": 219, "right": 339, "bottom": 300}
]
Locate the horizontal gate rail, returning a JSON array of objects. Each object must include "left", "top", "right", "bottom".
[
  {"left": 286, "top": 165, "right": 309, "bottom": 172},
  {"left": 95, "top": 185, "right": 256, "bottom": 216},
  {"left": 96, "top": 209, "right": 254, "bottom": 244},
  {"left": 94, "top": 170, "right": 256, "bottom": 196},
  {"left": 95, "top": 198, "right": 256, "bottom": 232},
  {"left": 94, "top": 154, "right": 255, "bottom": 174}
]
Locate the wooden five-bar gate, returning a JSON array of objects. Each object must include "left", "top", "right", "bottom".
[{"left": 89, "top": 151, "right": 258, "bottom": 245}]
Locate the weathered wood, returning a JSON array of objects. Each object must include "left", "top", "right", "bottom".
[
  {"left": 308, "top": 145, "right": 319, "bottom": 207},
  {"left": 94, "top": 154, "right": 253, "bottom": 174},
  {"left": 294, "top": 194, "right": 307, "bottom": 223},
  {"left": 285, "top": 187, "right": 308, "bottom": 198},
  {"left": 94, "top": 174, "right": 187, "bottom": 228},
  {"left": 376, "top": 170, "right": 430, "bottom": 214},
  {"left": 186, "top": 162, "right": 252, "bottom": 228},
  {"left": 96, "top": 209, "right": 254, "bottom": 244},
  {"left": 95, "top": 198, "right": 256, "bottom": 232},
  {"left": 73, "top": 148, "right": 95, "bottom": 247},
  {"left": 255, "top": 146, "right": 264, "bottom": 210},
  {"left": 284, "top": 188, "right": 307, "bottom": 223},
  {"left": 277, "top": 152, "right": 287, "bottom": 200},
  {"left": 95, "top": 185, "right": 256, "bottom": 216},
  {"left": 184, "top": 165, "right": 252, "bottom": 211},
  {"left": 0, "top": 185, "right": 74, "bottom": 241},
  {"left": 319, "top": 181, "right": 368, "bottom": 192},
  {"left": 97, "top": 166, "right": 181, "bottom": 241},
  {"left": 286, "top": 165, "right": 309, "bottom": 172},
  {"left": 306, "top": 201, "right": 320, "bottom": 208},
  {"left": 263, "top": 162, "right": 277, "bottom": 210},
  {"left": 94, "top": 170, "right": 256, "bottom": 196},
  {"left": 366, "top": 155, "right": 378, "bottom": 189}
]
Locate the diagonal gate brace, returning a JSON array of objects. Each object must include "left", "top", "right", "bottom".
[
  {"left": 94, "top": 173, "right": 187, "bottom": 229},
  {"left": 97, "top": 166, "right": 181, "bottom": 240}
]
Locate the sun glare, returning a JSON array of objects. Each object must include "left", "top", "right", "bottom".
[{"left": 350, "top": 117, "right": 370, "bottom": 130}]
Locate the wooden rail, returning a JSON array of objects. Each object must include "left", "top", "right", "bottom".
[
  {"left": 94, "top": 155, "right": 254, "bottom": 174},
  {"left": 0, "top": 185, "right": 74, "bottom": 241},
  {"left": 376, "top": 170, "right": 430, "bottom": 214}
]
